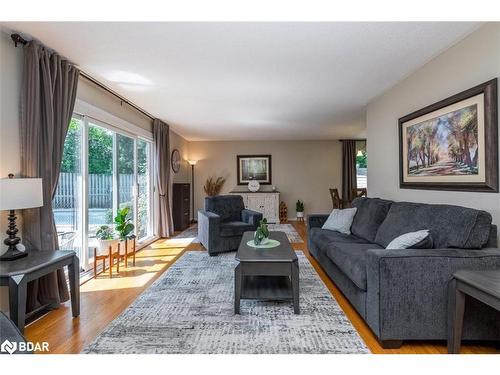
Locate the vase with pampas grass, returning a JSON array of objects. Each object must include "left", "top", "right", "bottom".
[{"left": 203, "top": 176, "right": 226, "bottom": 196}]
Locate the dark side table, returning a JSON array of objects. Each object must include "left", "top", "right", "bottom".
[
  {"left": 0, "top": 250, "right": 80, "bottom": 333},
  {"left": 448, "top": 270, "right": 500, "bottom": 354}
]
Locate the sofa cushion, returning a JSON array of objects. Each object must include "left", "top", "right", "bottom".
[
  {"left": 205, "top": 195, "right": 245, "bottom": 222},
  {"left": 326, "top": 242, "right": 383, "bottom": 290},
  {"left": 220, "top": 221, "right": 254, "bottom": 237},
  {"left": 374, "top": 201, "right": 492, "bottom": 249},
  {"left": 322, "top": 208, "right": 357, "bottom": 234},
  {"left": 386, "top": 230, "right": 433, "bottom": 249},
  {"left": 351, "top": 197, "right": 393, "bottom": 242},
  {"left": 309, "top": 227, "right": 370, "bottom": 251}
]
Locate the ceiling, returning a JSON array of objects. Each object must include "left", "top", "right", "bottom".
[{"left": 3, "top": 22, "right": 480, "bottom": 140}]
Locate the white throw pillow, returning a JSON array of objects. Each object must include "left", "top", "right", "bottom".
[
  {"left": 386, "top": 230, "right": 430, "bottom": 249},
  {"left": 322, "top": 208, "right": 358, "bottom": 235}
]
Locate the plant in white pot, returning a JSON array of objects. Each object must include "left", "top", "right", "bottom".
[
  {"left": 95, "top": 225, "right": 117, "bottom": 255},
  {"left": 114, "top": 206, "right": 135, "bottom": 254},
  {"left": 296, "top": 200, "right": 305, "bottom": 220}
]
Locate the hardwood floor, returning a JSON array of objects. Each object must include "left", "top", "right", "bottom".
[{"left": 25, "top": 222, "right": 499, "bottom": 354}]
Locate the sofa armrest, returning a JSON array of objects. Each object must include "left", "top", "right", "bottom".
[
  {"left": 197, "top": 210, "right": 221, "bottom": 253},
  {"left": 365, "top": 247, "right": 500, "bottom": 340},
  {"left": 307, "top": 214, "right": 329, "bottom": 229},
  {"left": 0, "top": 312, "right": 30, "bottom": 354},
  {"left": 241, "top": 209, "right": 263, "bottom": 229}
]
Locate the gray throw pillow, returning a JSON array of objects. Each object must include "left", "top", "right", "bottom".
[
  {"left": 386, "top": 230, "right": 432, "bottom": 249},
  {"left": 322, "top": 208, "right": 358, "bottom": 235}
]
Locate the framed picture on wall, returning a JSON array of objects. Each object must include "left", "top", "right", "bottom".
[
  {"left": 237, "top": 155, "right": 272, "bottom": 185},
  {"left": 399, "top": 78, "right": 498, "bottom": 192}
]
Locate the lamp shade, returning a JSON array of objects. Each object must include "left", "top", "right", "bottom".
[
  {"left": 187, "top": 160, "right": 198, "bottom": 166},
  {"left": 0, "top": 177, "right": 43, "bottom": 211}
]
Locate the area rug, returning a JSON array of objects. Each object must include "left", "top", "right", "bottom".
[
  {"left": 174, "top": 223, "right": 304, "bottom": 244},
  {"left": 268, "top": 223, "right": 304, "bottom": 243},
  {"left": 83, "top": 251, "right": 369, "bottom": 354}
]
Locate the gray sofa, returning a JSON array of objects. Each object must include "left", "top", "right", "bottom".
[
  {"left": 0, "top": 312, "right": 31, "bottom": 354},
  {"left": 198, "top": 195, "right": 262, "bottom": 256},
  {"left": 308, "top": 197, "right": 500, "bottom": 348}
]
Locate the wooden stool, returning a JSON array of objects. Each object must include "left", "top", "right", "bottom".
[
  {"left": 118, "top": 237, "right": 136, "bottom": 267},
  {"left": 94, "top": 241, "right": 121, "bottom": 278},
  {"left": 129, "top": 237, "right": 136, "bottom": 266}
]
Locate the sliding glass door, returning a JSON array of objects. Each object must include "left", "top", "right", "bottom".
[
  {"left": 54, "top": 116, "right": 155, "bottom": 272},
  {"left": 87, "top": 123, "right": 114, "bottom": 262},
  {"left": 117, "top": 134, "right": 136, "bottom": 226},
  {"left": 53, "top": 117, "right": 84, "bottom": 262}
]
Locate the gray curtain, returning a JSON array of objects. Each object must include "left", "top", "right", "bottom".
[
  {"left": 153, "top": 119, "right": 173, "bottom": 237},
  {"left": 20, "top": 41, "right": 80, "bottom": 312},
  {"left": 341, "top": 140, "right": 357, "bottom": 203}
]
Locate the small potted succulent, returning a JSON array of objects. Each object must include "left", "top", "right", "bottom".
[
  {"left": 296, "top": 200, "right": 305, "bottom": 220},
  {"left": 95, "top": 225, "right": 117, "bottom": 255},
  {"left": 254, "top": 218, "right": 270, "bottom": 246}
]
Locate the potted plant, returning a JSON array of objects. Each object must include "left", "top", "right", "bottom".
[
  {"left": 95, "top": 225, "right": 117, "bottom": 255},
  {"left": 296, "top": 200, "right": 305, "bottom": 220},
  {"left": 114, "top": 206, "right": 135, "bottom": 252},
  {"left": 254, "top": 218, "right": 270, "bottom": 245}
]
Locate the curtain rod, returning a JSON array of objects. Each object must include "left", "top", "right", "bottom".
[
  {"left": 79, "top": 72, "right": 155, "bottom": 120},
  {"left": 10, "top": 33, "right": 155, "bottom": 121}
]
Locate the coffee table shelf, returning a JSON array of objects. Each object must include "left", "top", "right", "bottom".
[{"left": 240, "top": 275, "right": 293, "bottom": 300}]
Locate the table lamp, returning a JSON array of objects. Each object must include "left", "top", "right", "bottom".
[{"left": 0, "top": 174, "right": 43, "bottom": 261}]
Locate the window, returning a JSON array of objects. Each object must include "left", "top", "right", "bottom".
[
  {"left": 54, "top": 116, "right": 155, "bottom": 272},
  {"left": 53, "top": 117, "right": 84, "bottom": 261},
  {"left": 356, "top": 140, "right": 367, "bottom": 189},
  {"left": 137, "top": 139, "right": 153, "bottom": 240}
]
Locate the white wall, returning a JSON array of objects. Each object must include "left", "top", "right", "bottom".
[
  {"left": 188, "top": 140, "right": 342, "bottom": 219},
  {"left": 367, "top": 23, "right": 500, "bottom": 231}
]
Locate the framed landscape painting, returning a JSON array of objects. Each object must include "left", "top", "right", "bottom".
[
  {"left": 399, "top": 79, "right": 498, "bottom": 192},
  {"left": 237, "top": 155, "right": 272, "bottom": 185}
]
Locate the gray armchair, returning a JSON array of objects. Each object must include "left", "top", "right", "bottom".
[{"left": 198, "top": 195, "right": 262, "bottom": 256}]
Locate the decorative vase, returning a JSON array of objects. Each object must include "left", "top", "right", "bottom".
[
  {"left": 254, "top": 230, "right": 268, "bottom": 246},
  {"left": 119, "top": 239, "right": 128, "bottom": 255},
  {"left": 97, "top": 238, "right": 118, "bottom": 256}
]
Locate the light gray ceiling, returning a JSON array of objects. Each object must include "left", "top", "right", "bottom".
[{"left": 3, "top": 22, "right": 480, "bottom": 140}]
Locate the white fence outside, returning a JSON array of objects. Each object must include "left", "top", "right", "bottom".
[{"left": 54, "top": 172, "right": 134, "bottom": 209}]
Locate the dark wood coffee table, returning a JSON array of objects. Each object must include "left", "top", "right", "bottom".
[
  {"left": 234, "top": 231, "right": 299, "bottom": 314},
  {"left": 448, "top": 270, "right": 500, "bottom": 353}
]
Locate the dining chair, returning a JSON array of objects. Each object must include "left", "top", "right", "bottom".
[
  {"left": 329, "top": 188, "right": 342, "bottom": 209},
  {"left": 352, "top": 188, "right": 367, "bottom": 199}
]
